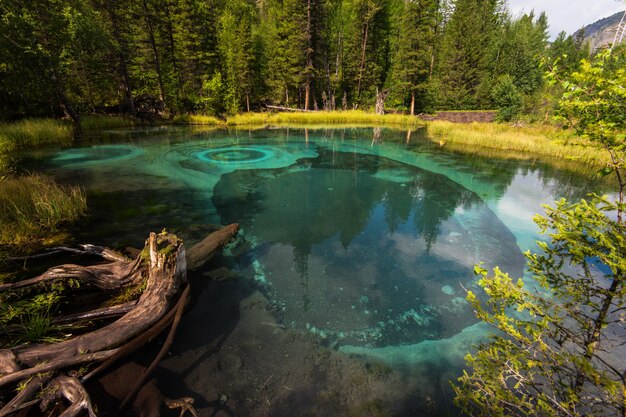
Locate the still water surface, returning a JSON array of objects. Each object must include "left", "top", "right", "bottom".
[{"left": 22, "top": 126, "right": 611, "bottom": 415}]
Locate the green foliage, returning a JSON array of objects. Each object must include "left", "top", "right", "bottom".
[
  {"left": 548, "top": 48, "right": 626, "bottom": 153},
  {"left": 548, "top": 47, "right": 626, "bottom": 217},
  {"left": 493, "top": 11, "right": 549, "bottom": 95},
  {"left": 491, "top": 75, "right": 523, "bottom": 121},
  {"left": 0, "top": 135, "right": 15, "bottom": 174},
  {"left": 0, "top": 287, "right": 63, "bottom": 346},
  {"left": 455, "top": 196, "right": 626, "bottom": 417},
  {"left": 386, "top": 0, "right": 438, "bottom": 114},
  {"left": 548, "top": 31, "right": 590, "bottom": 76},
  {"left": 200, "top": 71, "right": 225, "bottom": 115},
  {"left": 0, "top": 0, "right": 565, "bottom": 116},
  {"left": 262, "top": 0, "right": 308, "bottom": 106},
  {"left": 437, "top": 0, "right": 503, "bottom": 109},
  {"left": 0, "top": 174, "right": 87, "bottom": 246},
  {"left": 217, "top": 0, "right": 257, "bottom": 114},
  {"left": 454, "top": 48, "right": 626, "bottom": 417}
]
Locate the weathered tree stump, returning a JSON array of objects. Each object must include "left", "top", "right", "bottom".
[{"left": 0, "top": 224, "right": 239, "bottom": 417}]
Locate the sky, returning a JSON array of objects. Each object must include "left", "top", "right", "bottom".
[{"left": 506, "top": 0, "right": 626, "bottom": 39}]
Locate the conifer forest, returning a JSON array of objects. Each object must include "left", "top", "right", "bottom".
[{"left": 0, "top": 0, "right": 590, "bottom": 121}]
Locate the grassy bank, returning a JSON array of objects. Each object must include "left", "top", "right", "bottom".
[
  {"left": 0, "top": 119, "right": 73, "bottom": 149},
  {"left": 170, "top": 114, "right": 223, "bottom": 125},
  {"left": 80, "top": 115, "right": 137, "bottom": 130},
  {"left": 0, "top": 119, "right": 87, "bottom": 254},
  {"left": 0, "top": 174, "right": 87, "bottom": 247},
  {"left": 226, "top": 110, "right": 425, "bottom": 127},
  {"left": 426, "top": 121, "right": 611, "bottom": 167}
]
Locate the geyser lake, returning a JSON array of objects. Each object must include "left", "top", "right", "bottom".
[{"left": 21, "top": 126, "right": 610, "bottom": 416}]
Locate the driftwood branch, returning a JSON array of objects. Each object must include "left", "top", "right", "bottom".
[
  {"left": 0, "top": 256, "right": 143, "bottom": 292},
  {"left": 41, "top": 376, "right": 97, "bottom": 417},
  {"left": 186, "top": 223, "right": 239, "bottom": 270},
  {"left": 8, "top": 244, "right": 130, "bottom": 263},
  {"left": 120, "top": 284, "right": 190, "bottom": 410},
  {"left": 0, "top": 224, "right": 239, "bottom": 417}
]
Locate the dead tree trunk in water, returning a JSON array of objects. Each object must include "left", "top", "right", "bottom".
[{"left": 0, "top": 224, "right": 239, "bottom": 417}]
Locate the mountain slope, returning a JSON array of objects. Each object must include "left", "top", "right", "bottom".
[{"left": 575, "top": 10, "right": 626, "bottom": 50}]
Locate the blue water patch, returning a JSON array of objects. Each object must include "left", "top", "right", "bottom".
[
  {"left": 41, "top": 127, "right": 611, "bottom": 364},
  {"left": 212, "top": 148, "right": 526, "bottom": 348},
  {"left": 197, "top": 146, "right": 274, "bottom": 165},
  {"left": 52, "top": 144, "right": 144, "bottom": 166}
]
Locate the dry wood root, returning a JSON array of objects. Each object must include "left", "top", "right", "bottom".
[{"left": 0, "top": 224, "right": 239, "bottom": 417}]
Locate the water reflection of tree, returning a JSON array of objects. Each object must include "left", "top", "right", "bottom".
[
  {"left": 293, "top": 246, "right": 311, "bottom": 312},
  {"left": 213, "top": 149, "right": 485, "bottom": 270},
  {"left": 410, "top": 175, "right": 479, "bottom": 251}
]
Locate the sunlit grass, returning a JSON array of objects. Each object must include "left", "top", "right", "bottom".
[
  {"left": 80, "top": 115, "right": 136, "bottom": 130},
  {"left": 0, "top": 174, "right": 87, "bottom": 246},
  {"left": 226, "top": 110, "right": 425, "bottom": 127},
  {"left": 0, "top": 119, "right": 73, "bottom": 149},
  {"left": 171, "top": 114, "right": 224, "bottom": 125},
  {"left": 0, "top": 136, "right": 15, "bottom": 174},
  {"left": 426, "top": 121, "right": 611, "bottom": 166}
]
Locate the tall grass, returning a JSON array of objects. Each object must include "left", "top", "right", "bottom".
[
  {"left": 170, "top": 114, "right": 224, "bottom": 125},
  {"left": 80, "top": 115, "right": 136, "bottom": 130},
  {"left": 426, "top": 121, "right": 611, "bottom": 166},
  {"left": 226, "top": 110, "right": 425, "bottom": 127},
  {"left": 0, "top": 119, "right": 73, "bottom": 149},
  {"left": 0, "top": 135, "right": 15, "bottom": 174},
  {"left": 0, "top": 174, "right": 87, "bottom": 246}
]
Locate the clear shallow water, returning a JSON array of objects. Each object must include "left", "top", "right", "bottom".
[{"left": 22, "top": 126, "right": 612, "bottom": 412}]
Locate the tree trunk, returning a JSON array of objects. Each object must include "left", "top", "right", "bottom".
[
  {"left": 105, "top": 0, "right": 136, "bottom": 116},
  {"left": 357, "top": 21, "right": 369, "bottom": 100},
  {"left": 50, "top": 70, "right": 81, "bottom": 130},
  {"left": 304, "top": 0, "right": 313, "bottom": 111},
  {"left": 0, "top": 225, "right": 239, "bottom": 417},
  {"left": 142, "top": 0, "right": 166, "bottom": 106},
  {"left": 163, "top": 0, "right": 183, "bottom": 107},
  {"left": 375, "top": 88, "right": 389, "bottom": 115},
  {"left": 410, "top": 90, "right": 415, "bottom": 116}
]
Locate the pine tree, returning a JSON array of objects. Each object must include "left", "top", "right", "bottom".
[
  {"left": 437, "top": 0, "right": 503, "bottom": 109},
  {"left": 262, "top": 0, "right": 307, "bottom": 107},
  {"left": 217, "top": 0, "right": 257, "bottom": 114},
  {"left": 387, "top": 0, "right": 439, "bottom": 114}
]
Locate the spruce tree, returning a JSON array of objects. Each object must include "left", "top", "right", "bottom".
[
  {"left": 387, "top": 0, "right": 439, "bottom": 114},
  {"left": 217, "top": 0, "right": 257, "bottom": 114},
  {"left": 438, "top": 0, "right": 503, "bottom": 109}
]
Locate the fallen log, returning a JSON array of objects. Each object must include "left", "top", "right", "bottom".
[
  {"left": 186, "top": 223, "right": 239, "bottom": 271},
  {"left": 0, "top": 224, "right": 239, "bottom": 417},
  {"left": 265, "top": 105, "right": 315, "bottom": 113}
]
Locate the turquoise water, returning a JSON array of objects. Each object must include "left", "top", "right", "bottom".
[{"left": 26, "top": 126, "right": 611, "bottom": 413}]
